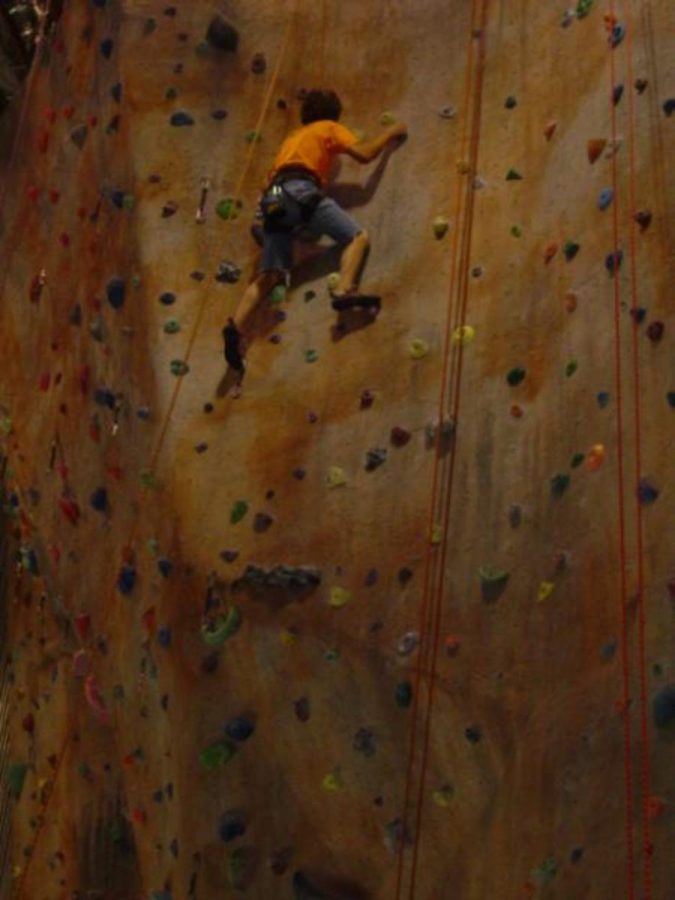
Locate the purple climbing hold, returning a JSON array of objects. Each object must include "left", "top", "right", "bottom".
[
  {"left": 292, "top": 468, "right": 306, "bottom": 480},
  {"left": 157, "top": 626, "right": 172, "bottom": 648},
  {"left": 159, "top": 292, "right": 176, "bottom": 306},
  {"left": 220, "top": 549, "right": 239, "bottom": 563},
  {"left": 253, "top": 512, "right": 273, "bottom": 533}
]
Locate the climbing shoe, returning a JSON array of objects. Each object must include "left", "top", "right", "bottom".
[
  {"left": 330, "top": 292, "right": 381, "bottom": 312},
  {"left": 222, "top": 319, "right": 245, "bottom": 371}
]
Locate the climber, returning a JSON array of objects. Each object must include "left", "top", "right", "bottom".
[{"left": 223, "top": 88, "right": 408, "bottom": 372}]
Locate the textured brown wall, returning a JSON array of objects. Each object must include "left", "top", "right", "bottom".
[{"left": 0, "top": 1, "right": 673, "bottom": 898}]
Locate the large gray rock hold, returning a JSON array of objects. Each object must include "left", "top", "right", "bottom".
[
  {"left": 206, "top": 15, "right": 239, "bottom": 52},
  {"left": 235, "top": 564, "right": 322, "bottom": 590}
]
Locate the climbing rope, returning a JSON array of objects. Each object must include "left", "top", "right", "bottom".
[
  {"left": 623, "top": 1, "right": 653, "bottom": 895},
  {"left": 394, "top": 0, "right": 487, "bottom": 896},
  {"left": 12, "top": 5, "right": 299, "bottom": 895}
]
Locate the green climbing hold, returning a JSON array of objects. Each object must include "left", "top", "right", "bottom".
[
  {"left": 432, "top": 216, "right": 449, "bottom": 239},
  {"left": 199, "top": 740, "right": 237, "bottom": 770},
  {"left": 565, "top": 360, "right": 578, "bottom": 377},
  {"left": 507, "top": 367, "right": 526, "bottom": 386},
  {"left": 230, "top": 500, "right": 248, "bottom": 524},
  {"left": 146, "top": 537, "right": 160, "bottom": 556},
  {"left": 201, "top": 605, "right": 242, "bottom": 646},
  {"left": 380, "top": 110, "right": 396, "bottom": 125},
  {"left": 531, "top": 857, "right": 559, "bottom": 884},
  {"left": 216, "top": 197, "right": 236, "bottom": 220},
  {"left": 305, "top": 349, "right": 319, "bottom": 363},
  {"left": 163, "top": 318, "right": 180, "bottom": 334},
  {"left": 170, "top": 359, "right": 189, "bottom": 376},
  {"left": 269, "top": 284, "right": 287, "bottom": 304},
  {"left": 511, "top": 225, "right": 522, "bottom": 238},
  {"left": 550, "top": 473, "right": 570, "bottom": 497},
  {"left": 139, "top": 470, "right": 158, "bottom": 489},
  {"left": 478, "top": 566, "right": 509, "bottom": 586},
  {"left": 563, "top": 240, "right": 580, "bottom": 261},
  {"left": 7, "top": 762, "right": 28, "bottom": 799},
  {"left": 130, "top": 274, "right": 142, "bottom": 289},
  {"left": 122, "top": 194, "right": 135, "bottom": 211},
  {"left": 576, "top": 0, "right": 593, "bottom": 18},
  {"left": 506, "top": 168, "right": 523, "bottom": 181},
  {"left": 571, "top": 453, "right": 585, "bottom": 469}
]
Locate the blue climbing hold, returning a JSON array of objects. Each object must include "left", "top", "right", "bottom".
[
  {"left": 159, "top": 292, "right": 176, "bottom": 306},
  {"left": 597, "top": 188, "right": 614, "bottom": 211},
  {"left": 100, "top": 38, "right": 114, "bottom": 58},
  {"left": 117, "top": 565, "right": 136, "bottom": 595},
  {"left": 90, "top": 487, "right": 108, "bottom": 512},
  {"left": 170, "top": 111, "right": 195, "bottom": 127},
  {"left": 157, "top": 626, "right": 172, "bottom": 648},
  {"left": 157, "top": 557, "right": 173, "bottom": 577},
  {"left": 610, "top": 24, "right": 625, "bottom": 48},
  {"left": 224, "top": 716, "right": 255, "bottom": 742},
  {"left": 653, "top": 685, "right": 675, "bottom": 728},
  {"left": 106, "top": 278, "right": 126, "bottom": 309},
  {"left": 637, "top": 478, "right": 659, "bottom": 505},
  {"left": 219, "top": 811, "right": 246, "bottom": 843},
  {"left": 597, "top": 391, "right": 610, "bottom": 408}
]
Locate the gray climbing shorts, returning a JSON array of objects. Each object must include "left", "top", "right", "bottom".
[{"left": 260, "top": 178, "right": 362, "bottom": 274}]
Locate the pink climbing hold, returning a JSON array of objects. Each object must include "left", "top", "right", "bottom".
[{"left": 84, "top": 674, "right": 111, "bottom": 726}]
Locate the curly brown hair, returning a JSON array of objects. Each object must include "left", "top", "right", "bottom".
[{"left": 300, "top": 89, "right": 343, "bottom": 125}]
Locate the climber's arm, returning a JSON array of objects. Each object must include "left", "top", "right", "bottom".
[{"left": 345, "top": 123, "right": 408, "bottom": 164}]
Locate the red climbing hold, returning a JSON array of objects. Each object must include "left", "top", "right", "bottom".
[
  {"left": 49, "top": 189, "right": 60, "bottom": 204},
  {"left": 587, "top": 139, "right": 606, "bottom": 164},
  {"left": 59, "top": 497, "right": 80, "bottom": 525},
  {"left": 37, "top": 131, "right": 50, "bottom": 153},
  {"left": 44, "top": 106, "right": 57, "bottom": 124},
  {"left": 647, "top": 321, "right": 664, "bottom": 343},
  {"left": 62, "top": 105, "right": 75, "bottom": 120},
  {"left": 27, "top": 185, "right": 39, "bottom": 203},
  {"left": 78, "top": 365, "right": 90, "bottom": 395},
  {"left": 74, "top": 613, "right": 91, "bottom": 641},
  {"left": 131, "top": 808, "right": 147, "bottom": 825},
  {"left": 141, "top": 606, "right": 157, "bottom": 634},
  {"left": 544, "top": 243, "right": 558, "bottom": 264},
  {"left": 38, "top": 372, "right": 51, "bottom": 392}
]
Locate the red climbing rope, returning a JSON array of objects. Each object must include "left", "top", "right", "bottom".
[
  {"left": 607, "top": 1, "right": 637, "bottom": 897},
  {"left": 623, "top": 2, "right": 653, "bottom": 895},
  {"left": 393, "top": 0, "right": 485, "bottom": 896}
]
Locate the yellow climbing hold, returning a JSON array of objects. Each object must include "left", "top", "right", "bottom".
[
  {"left": 433, "top": 785, "right": 454, "bottom": 808},
  {"left": 409, "top": 338, "right": 429, "bottom": 359},
  {"left": 279, "top": 629, "right": 297, "bottom": 646},
  {"left": 380, "top": 110, "right": 396, "bottom": 125},
  {"left": 329, "top": 586, "right": 352, "bottom": 608},
  {"left": 430, "top": 523, "right": 443, "bottom": 545},
  {"left": 456, "top": 159, "right": 471, "bottom": 174},
  {"left": 452, "top": 325, "right": 475, "bottom": 345},
  {"left": 537, "top": 581, "right": 555, "bottom": 602},
  {"left": 585, "top": 444, "right": 606, "bottom": 472},
  {"left": 322, "top": 770, "right": 343, "bottom": 792},
  {"left": 326, "top": 466, "right": 347, "bottom": 488},
  {"left": 432, "top": 216, "right": 449, "bottom": 239},
  {"left": 327, "top": 272, "right": 341, "bottom": 291}
]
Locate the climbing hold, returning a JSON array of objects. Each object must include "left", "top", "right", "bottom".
[
  {"left": 597, "top": 391, "right": 610, "bottom": 408},
  {"left": 365, "top": 447, "right": 387, "bottom": 471},
  {"left": 586, "top": 444, "right": 606, "bottom": 471},
  {"left": 409, "top": 338, "right": 429, "bottom": 359},
  {"left": 397, "top": 631, "right": 420, "bottom": 656},
  {"left": 587, "top": 139, "right": 607, "bottom": 164},
  {"left": 390, "top": 426, "right": 411, "bottom": 446},
  {"left": 206, "top": 16, "right": 239, "bottom": 52},
  {"left": 219, "top": 811, "right": 247, "bottom": 843},
  {"left": 234, "top": 564, "right": 321, "bottom": 590},
  {"left": 576, "top": 0, "right": 593, "bottom": 17},
  {"left": 543, "top": 243, "right": 558, "bottom": 264},
  {"left": 396, "top": 682, "right": 413, "bottom": 708},
  {"left": 253, "top": 512, "right": 273, "bottom": 532},
  {"left": 633, "top": 209, "right": 652, "bottom": 231},
  {"left": 605, "top": 250, "right": 623, "bottom": 275},
  {"left": 543, "top": 120, "right": 557, "bottom": 141},
  {"left": 456, "top": 159, "right": 470, "bottom": 174},
  {"left": 432, "top": 216, "right": 449, "bottom": 239},
  {"left": 245, "top": 130, "right": 262, "bottom": 144},
  {"left": 215, "top": 260, "right": 241, "bottom": 283},
  {"left": 353, "top": 728, "right": 376, "bottom": 757},
  {"left": 170, "top": 111, "right": 194, "bottom": 127},
  {"left": 360, "top": 389, "right": 375, "bottom": 409},
  {"left": 70, "top": 124, "right": 88, "bottom": 148},
  {"left": 511, "top": 225, "right": 522, "bottom": 238},
  {"left": 200, "top": 740, "right": 237, "bottom": 770},
  {"left": 662, "top": 99, "right": 675, "bottom": 117},
  {"left": 537, "top": 581, "right": 555, "bottom": 602},
  {"left": 225, "top": 717, "right": 255, "bottom": 742},
  {"left": 327, "top": 272, "right": 341, "bottom": 291},
  {"left": 571, "top": 453, "right": 585, "bottom": 469},
  {"left": 201, "top": 606, "right": 242, "bottom": 646},
  {"left": 106, "top": 278, "right": 126, "bottom": 309},
  {"left": 170, "top": 360, "right": 189, "bottom": 376},
  {"left": 508, "top": 505, "right": 522, "bottom": 528},
  {"left": 100, "top": 38, "right": 114, "bottom": 58},
  {"left": 269, "top": 284, "right": 287, "bottom": 304},
  {"left": 159, "top": 292, "right": 176, "bottom": 306},
  {"left": 294, "top": 698, "right": 310, "bottom": 722},
  {"left": 646, "top": 321, "right": 664, "bottom": 343},
  {"left": 561, "top": 9, "right": 575, "bottom": 27},
  {"left": 322, "top": 770, "right": 344, "bottom": 792},
  {"left": 550, "top": 474, "right": 570, "bottom": 497},
  {"left": 609, "top": 24, "right": 625, "bottom": 48},
  {"left": 117, "top": 564, "right": 136, "bottom": 595},
  {"left": 505, "top": 168, "right": 523, "bottom": 181},
  {"left": 597, "top": 188, "right": 614, "bottom": 211},
  {"left": 478, "top": 566, "right": 509, "bottom": 590},
  {"left": 438, "top": 105, "right": 456, "bottom": 119},
  {"left": 504, "top": 95, "right": 517, "bottom": 109},
  {"left": 84, "top": 674, "right": 111, "bottom": 725},
  {"left": 506, "top": 367, "right": 526, "bottom": 387},
  {"left": 613, "top": 84, "right": 624, "bottom": 106},
  {"left": 90, "top": 487, "right": 108, "bottom": 512},
  {"left": 465, "top": 726, "right": 482, "bottom": 744},
  {"left": 230, "top": 500, "right": 248, "bottom": 524},
  {"left": 329, "top": 586, "right": 352, "bottom": 608},
  {"left": 565, "top": 360, "right": 578, "bottom": 377},
  {"left": 305, "top": 349, "right": 319, "bottom": 364},
  {"left": 637, "top": 477, "right": 659, "bottom": 505},
  {"left": 7, "top": 762, "right": 29, "bottom": 799},
  {"left": 59, "top": 497, "right": 81, "bottom": 525},
  {"left": 326, "top": 466, "right": 347, "bottom": 488},
  {"left": 163, "top": 318, "right": 180, "bottom": 334},
  {"left": 653, "top": 685, "right": 675, "bottom": 728},
  {"left": 380, "top": 110, "right": 396, "bottom": 125},
  {"left": 635, "top": 78, "right": 648, "bottom": 94},
  {"left": 563, "top": 240, "right": 580, "bottom": 261}
]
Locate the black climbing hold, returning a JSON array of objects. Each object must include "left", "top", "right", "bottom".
[
  {"left": 106, "top": 278, "right": 126, "bottom": 309},
  {"left": 666, "top": 392, "right": 675, "bottom": 409},
  {"left": 94, "top": 387, "right": 115, "bottom": 408},
  {"left": 662, "top": 98, "right": 675, "bottom": 117},
  {"left": 234, "top": 564, "right": 321, "bottom": 590},
  {"left": 396, "top": 682, "right": 413, "bottom": 708},
  {"left": 157, "top": 558, "right": 173, "bottom": 577},
  {"left": 69, "top": 304, "right": 82, "bottom": 325},
  {"left": 170, "top": 111, "right": 194, "bottom": 127},
  {"left": 294, "top": 697, "right": 310, "bottom": 722},
  {"left": 110, "top": 82, "right": 122, "bottom": 103},
  {"left": 507, "top": 367, "right": 526, "bottom": 387},
  {"left": 216, "top": 260, "right": 242, "bottom": 284},
  {"left": 637, "top": 477, "right": 659, "bottom": 505},
  {"left": 220, "top": 550, "right": 239, "bottom": 563},
  {"left": 206, "top": 16, "right": 239, "bottom": 52},
  {"left": 465, "top": 726, "right": 482, "bottom": 744},
  {"left": 353, "top": 728, "right": 376, "bottom": 757},
  {"left": 70, "top": 124, "right": 88, "bottom": 148},
  {"left": 612, "top": 84, "right": 624, "bottom": 106},
  {"left": 398, "top": 567, "right": 413, "bottom": 585},
  {"left": 365, "top": 447, "right": 387, "bottom": 471},
  {"left": 117, "top": 565, "right": 136, "bottom": 595},
  {"left": 630, "top": 307, "right": 647, "bottom": 324},
  {"left": 159, "top": 292, "right": 176, "bottom": 306},
  {"left": 211, "top": 109, "right": 228, "bottom": 120},
  {"left": 100, "top": 38, "right": 114, "bottom": 59},
  {"left": 164, "top": 6, "right": 177, "bottom": 16},
  {"left": 504, "top": 95, "right": 517, "bottom": 109},
  {"left": 653, "top": 685, "right": 675, "bottom": 728},
  {"left": 137, "top": 406, "right": 151, "bottom": 420},
  {"left": 90, "top": 487, "right": 108, "bottom": 512},
  {"left": 634, "top": 78, "right": 648, "bottom": 94},
  {"left": 570, "top": 847, "right": 584, "bottom": 864},
  {"left": 605, "top": 249, "right": 623, "bottom": 275},
  {"left": 110, "top": 190, "right": 125, "bottom": 209},
  {"left": 277, "top": 98, "right": 288, "bottom": 110},
  {"left": 219, "top": 811, "right": 246, "bottom": 843},
  {"left": 253, "top": 512, "right": 273, "bottom": 533},
  {"left": 225, "top": 716, "right": 255, "bottom": 742},
  {"left": 563, "top": 240, "right": 580, "bottom": 261}
]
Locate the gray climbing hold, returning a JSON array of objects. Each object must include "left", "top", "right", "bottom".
[
  {"left": 216, "top": 260, "right": 242, "bottom": 284},
  {"left": 234, "top": 564, "right": 322, "bottom": 590}
]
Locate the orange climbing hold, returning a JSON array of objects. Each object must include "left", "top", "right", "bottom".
[
  {"left": 564, "top": 292, "right": 578, "bottom": 313},
  {"left": 587, "top": 139, "right": 607, "bottom": 164},
  {"left": 543, "top": 120, "right": 557, "bottom": 141},
  {"left": 585, "top": 444, "right": 606, "bottom": 471},
  {"left": 543, "top": 242, "right": 558, "bottom": 264}
]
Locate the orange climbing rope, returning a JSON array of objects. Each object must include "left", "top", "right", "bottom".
[
  {"left": 623, "top": 2, "right": 653, "bottom": 895},
  {"left": 607, "top": 1, "right": 638, "bottom": 897},
  {"left": 393, "top": 0, "right": 486, "bottom": 896},
  {"left": 12, "top": 5, "right": 298, "bottom": 896}
]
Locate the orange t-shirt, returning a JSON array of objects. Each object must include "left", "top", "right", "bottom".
[{"left": 270, "top": 120, "right": 358, "bottom": 187}]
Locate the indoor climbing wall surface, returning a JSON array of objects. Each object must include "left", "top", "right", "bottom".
[{"left": 0, "top": 1, "right": 673, "bottom": 898}]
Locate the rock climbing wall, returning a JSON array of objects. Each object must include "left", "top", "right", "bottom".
[{"left": 0, "top": 1, "right": 673, "bottom": 898}]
